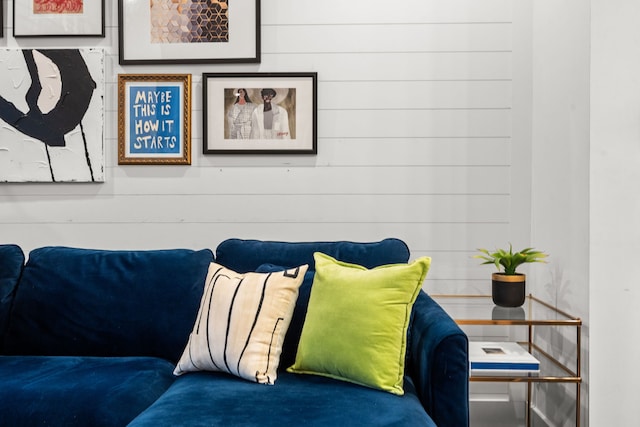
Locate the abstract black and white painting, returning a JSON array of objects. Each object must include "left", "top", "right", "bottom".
[{"left": 0, "top": 48, "right": 104, "bottom": 182}]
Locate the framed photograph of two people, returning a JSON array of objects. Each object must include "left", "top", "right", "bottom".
[{"left": 203, "top": 72, "right": 317, "bottom": 155}]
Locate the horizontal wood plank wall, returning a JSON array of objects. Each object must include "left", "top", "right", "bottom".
[{"left": 0, "top": 0, "right": 522, "bottom": 294}]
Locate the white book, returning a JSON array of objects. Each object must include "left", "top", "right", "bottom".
[{"left": 469, "top": 341, "right": 540, "bottom": 374}]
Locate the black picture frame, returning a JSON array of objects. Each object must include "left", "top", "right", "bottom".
[
  {"left": 203, "top": 72, "right": 318, "bottom": 155},
  {"left": 118, "top": 0, "right": 260, "bottom": 65},
  {"left": 13, "top": 0, "right": 105, "bottom": 37}
]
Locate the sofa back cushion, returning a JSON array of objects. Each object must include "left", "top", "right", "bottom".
[
  {"left": 216, "top": 238, "right": 410, "bottom": 273},
  {"left": 215, "top": 238, "right": 411, "bottom": 368},
  {"left": 0, "top": 244, "right": 25, "bottom": 349},
  {"left": 4, "top": 246, "right": 213, "bottom": 362}
]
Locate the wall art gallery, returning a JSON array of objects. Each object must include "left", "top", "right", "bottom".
[{"left": 0, "top": 1, "right": 321, "bottom": 183}]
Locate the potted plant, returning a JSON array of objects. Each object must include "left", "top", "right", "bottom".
[{"left": 473, "top": 244, "right": 548, "bottom": 307}]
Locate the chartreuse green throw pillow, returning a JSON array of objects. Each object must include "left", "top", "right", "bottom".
[{"left": 287, "top": 252, "right": 431, "bottom": 395}]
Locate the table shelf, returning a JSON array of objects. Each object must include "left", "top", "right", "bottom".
[{"left": 431, "top": 294, "right": 582, "bottom": 427}]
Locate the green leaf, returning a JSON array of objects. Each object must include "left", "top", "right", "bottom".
[{"left": 472, "top": 244, "right": 548, "bottom": 274}]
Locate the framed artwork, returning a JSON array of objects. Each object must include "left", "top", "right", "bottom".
[
  {"left": 118, "top": 0, "right": 260, "bottom": 65},
  {"left": 203, "top": 73, "right": 317, "bottom": 155},
  {"left": 118, "top": 74, "right": 192, "bottom": 165},
  {"left": 0, "top": 49, "right": 105, "bottom": 183},
  {"left": 13, "top": 0, "right": 105, "bottom": 37}
]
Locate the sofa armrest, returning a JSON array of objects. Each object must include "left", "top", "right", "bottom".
[
  {"left": 0, "top": 244, "right": 24, "bottom": 352},
  {"left": 407, "top": 292, "right": 469, "bottom": 427}
]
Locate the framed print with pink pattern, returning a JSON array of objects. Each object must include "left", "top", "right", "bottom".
[{"left": 13, "top": 0, "right": 105, "bottom": 37}]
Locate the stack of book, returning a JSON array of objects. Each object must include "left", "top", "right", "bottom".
[{"left": 469, "top": 341, "right": 540, "bottom": 374}]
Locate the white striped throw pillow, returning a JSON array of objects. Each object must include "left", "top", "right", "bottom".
[{"left": 174, "top": 262, "right": 308, "bottom": 384}]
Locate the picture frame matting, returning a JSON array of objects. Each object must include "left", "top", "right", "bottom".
[{"left": 203, "top": 72, "right": 317, "bottom": 155}]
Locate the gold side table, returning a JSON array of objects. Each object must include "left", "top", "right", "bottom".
[{"left": 431, "top": 294, "right": 582, "bottom": 427}]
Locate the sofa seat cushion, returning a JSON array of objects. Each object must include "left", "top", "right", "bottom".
[
  {"left": 129, "top": 371, "right": 436, "bottom": 427},
  {"left": 0, "top": 355, "right": 175, "bottom": 427}
]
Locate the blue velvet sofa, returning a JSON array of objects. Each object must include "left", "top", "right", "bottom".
[{"left": 0, "top": 238, "right": 468, "bottom": 427}]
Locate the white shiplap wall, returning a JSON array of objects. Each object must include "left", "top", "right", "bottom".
[{"left": 0, "top": 0, "right": 524, "bottom": 295}]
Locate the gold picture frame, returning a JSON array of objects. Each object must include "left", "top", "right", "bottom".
[{"left": 118, "top": 74, "right": 191, "bottom": 165}]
